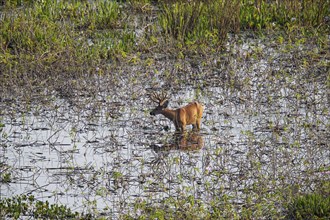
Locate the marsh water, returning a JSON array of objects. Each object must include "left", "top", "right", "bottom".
[{"left": 1, "top": 35, "right": 329, "bottom": 218}]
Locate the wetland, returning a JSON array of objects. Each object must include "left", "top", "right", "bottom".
[{"left": 0, "top": 0, "right": 329, "bottom": 219}]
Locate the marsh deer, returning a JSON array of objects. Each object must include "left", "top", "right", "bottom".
[{"left": 149, "top": 91, "right": 204, "bottom": 132}]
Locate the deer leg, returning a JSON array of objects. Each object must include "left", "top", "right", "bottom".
[
  {"left": 196, "top": 119, "right": 201, "bottom": 131},
  {"left": 180, "top": 122, "right": 186, "bottom": 133},
  {"left": 174, "top": 120, "right": 180, "bottom": 132}
]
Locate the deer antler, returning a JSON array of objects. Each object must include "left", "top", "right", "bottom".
[
  {"left": 149, "top": 91, "right": 169, "bottom": 103},
  {"left": 160, "top": 91, "right": 169, "bottom": 101},
  {"left": 148, "top": 91, "right": 159, "bottom": 103}
]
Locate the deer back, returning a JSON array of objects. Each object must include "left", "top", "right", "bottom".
[{"left": 177, "top": 101, "right": 203, "bottom": 125}]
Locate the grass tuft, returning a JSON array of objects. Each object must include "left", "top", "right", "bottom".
[{"left": 286, "top": 193, "right": 330, "bottom": 219}]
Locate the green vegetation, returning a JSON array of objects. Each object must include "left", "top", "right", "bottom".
[
  {"left": 159, "top": 0, "right": 239, "bottom": 46},
  {"left": 0, "top": 172, "right": 11, "bottom": 183},
  {"left": 0, "top": 118, "right": 4, "bottom": 132},
  {"left": 0, "top": 195, "right": 81, "bottom": 219},
  {"left": 0, "top": 0, "right": 328, "bottom": 82},
  {"left": 0, "top": 0, "right": 134, "bottom": 83},
  {"left": 121, "top": 181, "right": 330, "bottom": 219},
  {"left": 240, "top": 0, "right": 329, "bottom": 30},
  {"left": 0, "top": 0, "right": 329, "bottom": 219},
  {"left": 286, "top": 181, "right": 330, "bottom": 219},
  {"left": 1, "top": 182, "right": 329, "bottom": 219},
  {"left": 159, "top": 0, "right": 329, "bottom": 44},
  {"left": 287, "top": 193, "right": 330, "bottom": 220}
]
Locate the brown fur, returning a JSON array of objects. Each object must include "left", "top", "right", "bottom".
[{"left": 150, "top": 101, "right": 204, "bottom": 132}]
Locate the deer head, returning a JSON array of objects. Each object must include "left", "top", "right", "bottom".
[{"left": 149, "top": 91, "right": 170, "bottom": 116}]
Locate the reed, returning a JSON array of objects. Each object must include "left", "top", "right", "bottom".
[
  {"left": 159, "top": 0, "right": 240, "bottom": 45},
  {"left": 159, "top": 0, "right": 329, "bottom": 45}
]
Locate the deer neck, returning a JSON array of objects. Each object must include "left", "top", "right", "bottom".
[{"left": 161, "top": 108, "right": 176, "bottom": 122}]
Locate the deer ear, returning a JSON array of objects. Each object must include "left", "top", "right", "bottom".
[{"left": 163, "top": 100, "right": 169, "bottom": 108}]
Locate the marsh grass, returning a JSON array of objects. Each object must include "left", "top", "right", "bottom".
[
  {"left": 286, "top": 193, "right": 330, "bottom": 219},
  {"left": 0, "top": 0, "right": 328, "bottom": 84},
  {"left": 159, "top": 0, "right": 240, "bottom": 46},
  {"left": 159, "top": 0, "right": 329, "bottom": 46},
  {"left": 127, "top": 0, "right": 154, "bottom": 13},
  {"left": 0, "top": 0, "right": 133, "bottom": 86},
  {"left": 121, "top": 180, "right": 330, "bottom": 219},
  {"left": 0, "top": 195, "right": 80, "bottom": 219},
  {"left": 242, "top": 0, "right": 329, "bottom": 30}
]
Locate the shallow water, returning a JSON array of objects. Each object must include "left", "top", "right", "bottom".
[{"left": 1, "top": 35, "right": 329, "bottom": 218}]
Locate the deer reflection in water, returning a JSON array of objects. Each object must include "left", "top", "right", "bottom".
[{"left": 151, "top": 131, "right": 204, "bottom": 152}]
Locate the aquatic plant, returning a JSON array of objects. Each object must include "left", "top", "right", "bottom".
[
  {"left": 0, "top": 0, "right": 328, "bottom": 83},
  {"left": 240, "top": 0, "right": 329, "bottom": 30},
  {"left": 0, "top": 0, "right": 134, "bottom": 82},
  {"left": 159, "top": 0, "right": 239, "bottom": 45},
  {"left": 286, "top": 193, "right": 330, "bottom": 219},
  {"left": 158, "top": 0, "right": 329, "bottom": 46},
  {"left": 0, "top": 195, "right": 80, "bottom": 219}
]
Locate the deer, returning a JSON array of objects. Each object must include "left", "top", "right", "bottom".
[{"left": 149, "top": 91, "right": 204, "bottom": 133}]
